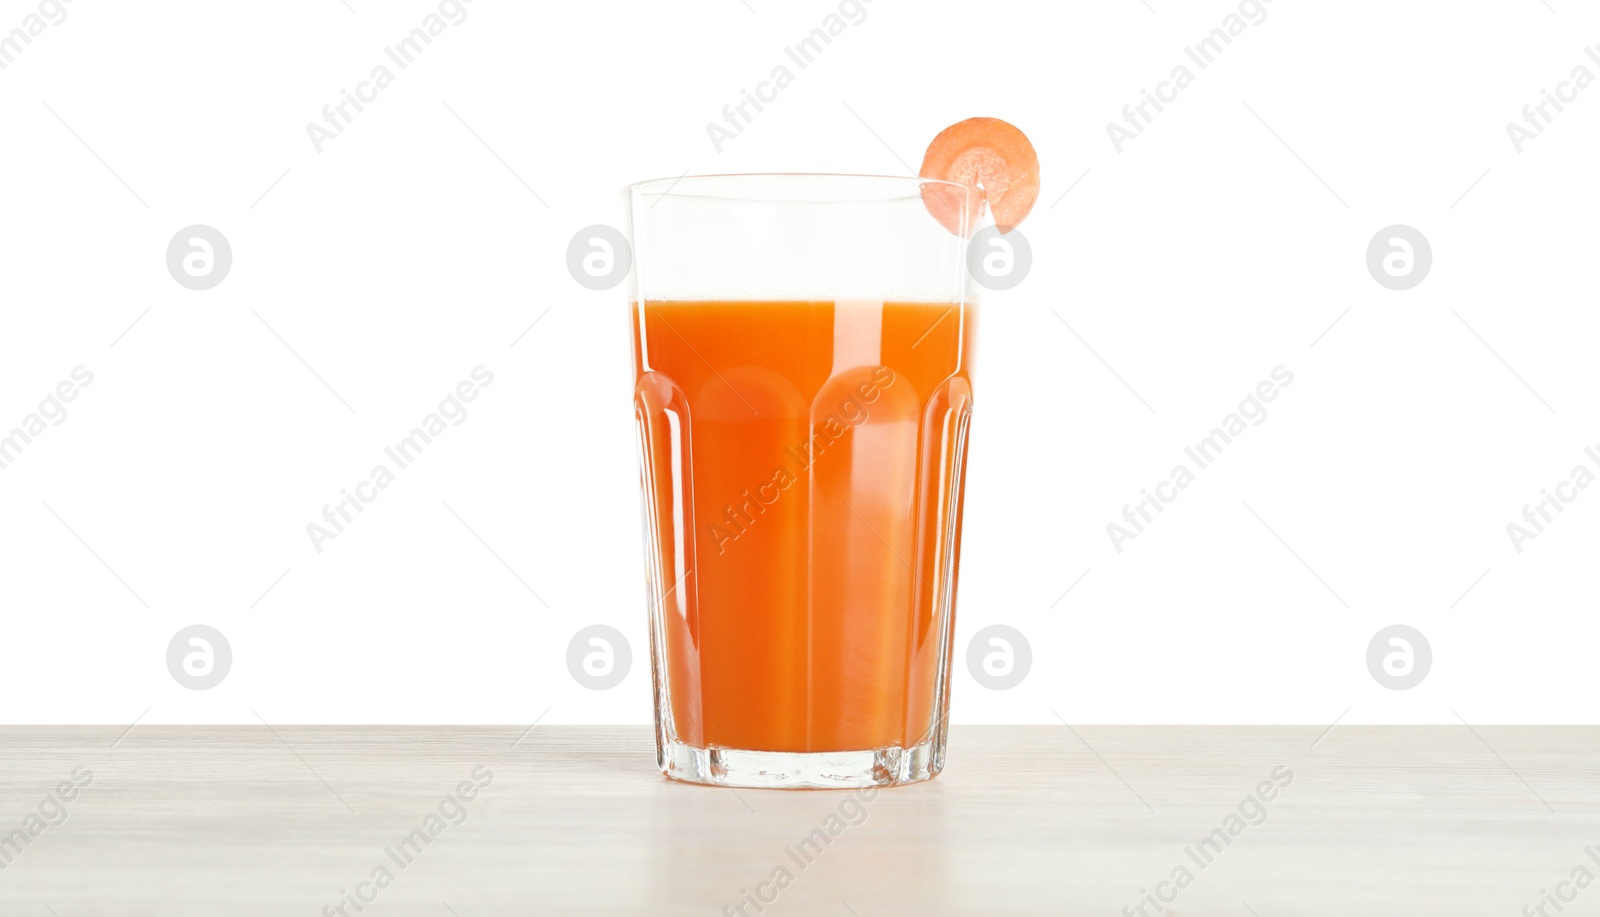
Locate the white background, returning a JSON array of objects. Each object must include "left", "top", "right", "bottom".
[{"left": 1, "top": 0, "right": 1596, "bottom": 726}]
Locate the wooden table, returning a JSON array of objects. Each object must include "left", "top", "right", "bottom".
[{"left": 0, "top": 726, "right": 1594, "bottom": 916}]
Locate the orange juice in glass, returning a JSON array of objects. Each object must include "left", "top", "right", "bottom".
[{"left": 627, "top": 175, "right": 979, "bottom": 788}]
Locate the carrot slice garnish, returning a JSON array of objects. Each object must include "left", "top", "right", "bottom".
[{"left": 919, "top": 117, "right": 1040, "bottom": 236}]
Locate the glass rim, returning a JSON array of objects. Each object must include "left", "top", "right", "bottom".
[{"left": 622, "top": 172, "right": 979, "bottom": 203}]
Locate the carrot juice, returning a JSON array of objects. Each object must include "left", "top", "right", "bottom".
[{"left": 632, "top": 299, "right": 975, "bottom": 757}]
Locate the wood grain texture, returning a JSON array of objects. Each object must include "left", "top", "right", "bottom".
[{"left": 0, "top": 726, "right": 1596, "bottom": 916}]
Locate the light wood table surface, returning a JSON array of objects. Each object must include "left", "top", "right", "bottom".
[{"left": 1, "top": 726, "right": 1595, "bottom": 916}]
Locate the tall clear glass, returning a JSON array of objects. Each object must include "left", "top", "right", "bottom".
[{"left": 625, "top": 174, "right": 981, "bottom": 788}]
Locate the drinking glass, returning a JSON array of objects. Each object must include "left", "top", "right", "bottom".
[{"left": 625, "top": 174, "right": 981, "bottom": 788}]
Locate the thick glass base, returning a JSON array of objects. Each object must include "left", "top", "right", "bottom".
[{"left": 660, "top": 735, "right": 943, "bottom": 789}]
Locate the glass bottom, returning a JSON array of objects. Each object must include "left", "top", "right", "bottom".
[{"left": 660, "top": 734, "right": 944, "bottom": 789}]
